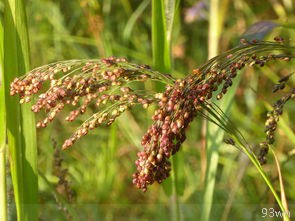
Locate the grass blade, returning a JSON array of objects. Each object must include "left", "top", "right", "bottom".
[
  {"left": 201, "top": 0, "right": 228, "bottom": 220},
  {"left": 152, "top": 1, "right": 181, "bottom": 220},
  {"left": 0, "top": 15, "right": 7, "bottom": 221},
  {"left": 4, "top": 0, "right": 38, "bottom": 220},
  {"left": 201, "top": 77, "right": 241, "bottom": 221},
  {"left": 271, "top": 148, "right": 289, "bottom": 221},
  {"left": 152, "top": 0, "right": 171, "bottom": 73},
  {"left": 123, "top": 0, "right": 150, "bottom": 41}
]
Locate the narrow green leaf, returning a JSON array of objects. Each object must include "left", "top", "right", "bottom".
[
  {"left": 202, "top": 17, "right": 236, "bottom": 221},
  {"left": 4, "top": 0, "right": 38, "bottom": 220},
  {"left": 0, "top": 15, "right": 7, "bottom": 221},
  {"left": 123, "top": 0, "right": 150, "bottom": 41},
  {"left": 201, "top": 1, "right": 225, "bottom": 220},
  {"left": 0, "top": 146, "right": 6, "bottom": 221},
  {"left": 152, "top": 0, "right": 171, "bottom": 73},
  {"left": 164, "top": 0, "right": 180, "bottom": 43},
  {"left": 152, "top": 0, "right": 182, "bottom": 197},
  {"left": 201, "top": 75, "right": 242, "bottom": 221},
  {"left": 151, "top": 1, "right": 182, "bottom": 220}
]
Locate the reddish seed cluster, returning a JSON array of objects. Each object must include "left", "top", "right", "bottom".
[
  {"left": 132, "top": 64, "right": 241, "bottom": 191},
  {"left": 9, "top": 39, "right": 295, "bottom": 192},
  {"left": 62, "top": 92, "right": 153, "bottom": 149},
  {"left": 132, "top": 61, "right": 243, "bottom": 191},
  {"left": 133, "top": 39, "right": 295, "bottom": 191},
  {"left": 133, "top": 58, "right": 248, "bottom": 191},
  {"left": 132, "top": 80, "right": 196, "bottom": 191},
  {"left": 10, "top": 57, "right": 165, "bottom": 150}
]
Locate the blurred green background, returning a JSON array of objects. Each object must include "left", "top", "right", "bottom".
[{"left": 4, "top": 0, "right": 295, "bottom": 220}]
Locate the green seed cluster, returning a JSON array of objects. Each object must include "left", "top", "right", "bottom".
[{"left": 258, "top": 80, "right": 295, "bottom": 164}]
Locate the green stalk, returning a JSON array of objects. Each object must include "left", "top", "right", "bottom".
[
  {"left": 152, "top": 0, "right": 171, "bottom": 73},
  {"left": 201, "top": 0, "right": 230, "bottom": 221},
  {"left": 3, "top": 0, "right": 38, "bottom": 220},
  {"left": 152, "top": 1, "right": 181, "bottom": 220},
  {"left": 202, "top": 102, "right": 290, "bottom": 221},
  {"left": 236, "top": 143, "right": 290, "bottom": 221},
  {"left": 123, "top": 0, "right": 150, "bottom": 41},
  {"left": 207, "top": 0, "right": 221, "bottom": 59},
  {"left": 201, "top": 78, "right": 241, "bottom": 221},
  {"left": 0, "top": 15, "right": 7, "bottom": 221}
]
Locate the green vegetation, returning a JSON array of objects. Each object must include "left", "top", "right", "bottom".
[{"left": 1, "top": 1, "right": 295, "bottom": 221}]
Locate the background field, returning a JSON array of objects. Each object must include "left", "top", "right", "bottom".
[{"left": 3, "top": 0, "right": 295, "bottom": 220}]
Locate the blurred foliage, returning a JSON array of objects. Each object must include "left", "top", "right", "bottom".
[{"left": 4, "top": 0, "right": 295, "bottom": 220}]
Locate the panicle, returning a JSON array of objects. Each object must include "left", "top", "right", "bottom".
[
  {"left": 258, "top": 84, "right": 294, "bottom": 164},
  {"left": 133, "top": 39, "right": 295, "bottom": 191},
  {"left": 132, "top": 80, "right": 196, "bottom": 191},
  {"left": 9, "top": 39, "right": 295, "bottom": 192},
  {"left": 10, "top": 57, "right": 173, "bottom": 150}
]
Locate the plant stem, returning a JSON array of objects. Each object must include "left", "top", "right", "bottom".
[
  {"left": 241, "top": 147, "right": 290, "bottom": 221},
  {"left": 152, "top": 1, "right": 181, "bottom": 220},
  {"left": 202, "top": 100, "right": 291, "bottom": 221},
  {"left": 170, "top": 156, "right": 181, "bottom": 221}
]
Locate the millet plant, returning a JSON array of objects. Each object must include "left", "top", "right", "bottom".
[
  {"left": 2, "top": 1, "right": 295, "bottom": 221},
  {"left": 10, "top": 38, "right": 295, "bottom": 194}
]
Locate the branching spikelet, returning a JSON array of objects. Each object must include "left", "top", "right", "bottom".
[
  {"left": 258, "top": 73, "right": 295, "bottom": 164},
  {"left": 10, "top": 56, "right": 175, "bottom": 149},
  {"left": 10, "top": 39, "right": 295, "bottom": 191}
]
